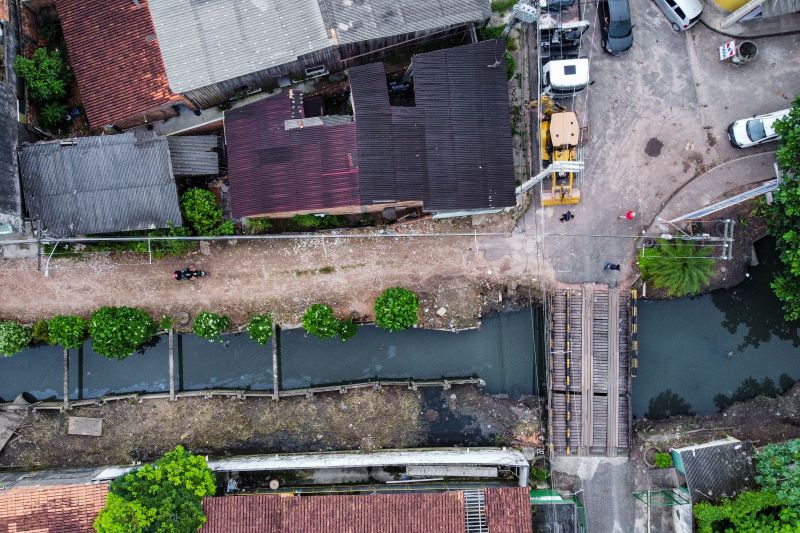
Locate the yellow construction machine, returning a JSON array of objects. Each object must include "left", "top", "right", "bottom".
[{"left": 533, "top": 97, "right": 582, "bottom": 206}]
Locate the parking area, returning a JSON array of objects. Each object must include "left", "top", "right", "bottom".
[{"left": 527, "top": 0, "right": 800, "bottom": 284}]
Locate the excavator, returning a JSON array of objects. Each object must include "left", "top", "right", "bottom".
[{"left": 530, "top": 96, "right": 582, "bottom": 206}]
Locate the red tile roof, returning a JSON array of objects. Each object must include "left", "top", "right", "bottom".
[
  {"left": 486, "top": 487, "right": 534, "bottom": 533},
  {"left": 54, "top": 0, "right": 182, "bottom": 128},
  {"left": 224, "top": 94, "right": 360, "bottom": 218},
  {"left": 0, "top": 483, "right": 109, "bottom": 532},
  {"left": 202, "top": 488, "right": 532, "bottom": 533}
]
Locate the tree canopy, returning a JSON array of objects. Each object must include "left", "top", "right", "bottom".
[
  {"left": 247, "top": 314, "right": 274, "bottom": 345},
  {"left": 301, "top": 304, "right": 356, "bottom": 341},
  {"left": 88, "top": 307, "right": 156, "bottom": 360},
  {"left": 638, "top": 239, "right": 714, "bottom": 297},
  {"left": 94, "top": 446, "right": 216, "bottom": 533},
  {"left": 179, "top": 189, "right": 234, "bottom": 237},
  {"left": 761, "top": 95, "right": 800, "bottom": 322},
  {"left": 192, "top": 311, "right": 231, "bottom": 342},
  {"left": 0, "top": 321, "right": 31, "bottom": 357},
  {"left": 47, "top": 315, "right": 87, "bottom": 349}
]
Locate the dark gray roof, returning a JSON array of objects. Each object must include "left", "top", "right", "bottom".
[
  {"left": 19, "top": 133, "right": 182, "bottom": 236},
  {"left": 349, "top": 40, "right": 515, "bottom": 211},
  {"left": 319, "top": 0, "right": 490, "bottom": 44},
  {"left": 0, "top": 82, "right": 22, "bottom": 228},
  {"left": 167, "top": 135, "right": 219, "bottom": 176},
  {"left": 148, "top": 0, "right": 332, "bottom": 93},
  {"left": 413, "top": 39, "right": 516, "bottom": 211},
  {"left": 675, "top": 438, "right": 757, "bottom": 503}
]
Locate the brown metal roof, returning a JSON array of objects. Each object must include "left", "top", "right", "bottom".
[{"left": 0, "top": 483, "right": 109, "bottom": 532}]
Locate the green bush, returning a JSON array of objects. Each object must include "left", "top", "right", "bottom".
[
  {"left": 247, "top": 314, "right": 274, "bottom": 345},
  {"left": 338, "top": 319, "right": 357, "bottom": 342},
  {"left": 47, "top": 315, "right": 87, "bottom": 349},
  {"left": 654, "top": 452, "right": 673, "bottom": 469},
  {"left": 639, "top": 239, "right": 715, "bottom": 297},
  {"left": 180, "top": 188, "right": 234, "bottom": 236},
  {"left": 479, "top": 25, "right": 505, "bottom": 40},
  {"left": 505, "top": 52, "right": 516, "bottom": 80},
  {"left": 530, "top": 467, "right": 549, "bottom": 482},
  {"left": 89, "top": 307, "right": 156, "bottom": 360},
  {"left": 374, "top": 287, "right": 419, "bottom": 331},
  {"left": 130, "top": 223, "right": 195, "bottom": 258},
  {"left": 14, "top": 47, "right": 70, "bottom": 103},
  {"left": 94, "top": 445, "right": 215, "bottom": 533},
  {"left": 0, "top": 321, "right": 31, "bottom": 356},
  {"left": 244, "top": 217, "right": 272, "bottom": 234},
  {"left": 39, "top": 101, "right": 68, "bottom": 131},
  {"left": 491, "top": 0, "right": 516, "bottom": 12},
  {"left": 193, "top": 311, "right": 231, "bottom": 342},
  {"left": 302, "top": 304, "right": 342, "bottom": 339},
  {"left": 31, "top": 319, "right": 51, "bottom": 344},
  {"left": 158, "top": 315, "right": 173, "bottom": 332}
]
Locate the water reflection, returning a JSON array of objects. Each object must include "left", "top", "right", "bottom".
[
  {"left": 712, "top": 374, "right": 795, "bottom": 411},
  {"left": 646, "top": 390, "right": 694, "bottom": 419}
]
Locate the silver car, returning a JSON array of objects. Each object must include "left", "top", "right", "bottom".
[
  {"left": 727, "top": 108, "right": 791, "bottom": 148},
  {"left": 653, "top": 0, "right": 703, "bottom": 31}
]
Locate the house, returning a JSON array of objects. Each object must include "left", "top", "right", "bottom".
[
  {"left": 19, "top": 132, "right": 184, "bottom": 236},
  {"left": 54, "top": 0, "right": 188, "bottom": 129},
  {"left": 0, "top": 82, "right": 22, "bottom": 233},
  {"left": 202, "top": 488, "right": 532, "bottom": 533},
  {"left": 0, "top": 482, "right": 109, "bottom": 532},
  {"left": 146, "top": 0, "right": 491, "bottom": 109},
  {"left": 224, "top": 40, "right": 516, "bottom": 219},
  {"left": 670, "top": 437, "right": 757, "bottom": 533}
]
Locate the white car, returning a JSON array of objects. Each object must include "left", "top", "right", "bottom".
[
  {"left": 727, "top": 108, "right": 791, "bottom": 148},
  {"left": 653, "top": 0, "right": 703, "bottom": 31}
]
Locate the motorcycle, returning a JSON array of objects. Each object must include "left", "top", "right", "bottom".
[{"left": 173, "top": 267, "right": 206, "bottom": 281}]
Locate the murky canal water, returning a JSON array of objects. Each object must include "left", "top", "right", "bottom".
[
  {"left": 633, "top": 238, "right": 800, "bottom": 418},
  {"left": 0, "top": 308, "right": 543, "bottom": 402}
]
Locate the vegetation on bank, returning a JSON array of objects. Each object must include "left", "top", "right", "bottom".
[
  {"left": 760, "top": 95, "right": 800, "bottom": 322},
  {"left": 301, "top": 304, "right": 356, "bottom": 341},
  {"left": 639, "top": 239, "right": 714, "bottom": 297},
  {"left": 373, "top": 287, "right": 419, "bottom": 331},
  {"left": 94, "top": 446, "right": 215, "bottom": 533},
  {"left": 192, "top": 312, "right": 231, "bottom": 342},
  {"left": 694, "top": 438, "right": 800, "bottom": 532}
]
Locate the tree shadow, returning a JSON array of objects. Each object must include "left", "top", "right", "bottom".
[{"left": 646, "top": 389, "right": 695, "bottom": 420}]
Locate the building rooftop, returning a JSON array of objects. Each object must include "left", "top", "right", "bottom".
[
  {"left": 673, "top": 437, "right": 757, "bottom": 503},
  {"left": 319, "top": 0, "right": 491, "bottom": 45},
  {"left": 19, "top": 133, "right": 182, "bottom": 236},
  {"left": 147, "top": 0, "right": 332, "bottom": 94},
  {"left": 0, "top": 483, "right": 108, "bottom": 532},
  {"left": 225, "top": 40, "right": 515, "bottom": 218},
  {"left": 202, "top": 488, "right": 532, "bottom": 533},
  {"left": 55, "top": 0, "right": 182, "bottom": 128},
  {"left": 0, "top": 82, "right": 21, "bottom": 230}
]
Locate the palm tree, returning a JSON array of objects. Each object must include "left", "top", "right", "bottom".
[{"left": 639, "top": 239, "right": 715, "bottom": 297}]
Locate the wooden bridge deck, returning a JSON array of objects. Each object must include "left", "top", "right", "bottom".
[{"left": 548, "top": 284, "right": 632, "bottom": 456}]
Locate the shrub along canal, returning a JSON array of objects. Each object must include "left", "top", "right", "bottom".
[
  {"left": 634, "top": 238, "right": 800, "bottom": 419},
  {"left": 0, "top": 308, "right": 544, "bottom": 402}
]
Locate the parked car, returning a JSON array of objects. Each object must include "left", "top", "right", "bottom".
[
  {"left": 727, "top": 108, "right": 791, "bottom": 148},
  {"left": 653, "top": 0, "right": 703, "bottom": 31},
  {"left": 599, "top": 0, "right": 633, "bottom": 54}
]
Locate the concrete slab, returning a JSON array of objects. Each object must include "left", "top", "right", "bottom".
[{"left": 67, "top": 417, "right": 103, "bottom": 437}]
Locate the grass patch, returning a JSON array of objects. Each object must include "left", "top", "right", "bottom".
[
  {"left": 491, "top": 0, "right": 516, "bottom": 12},
  {"left": 318, "top": 266, "right": 335, "bottom": 274}
]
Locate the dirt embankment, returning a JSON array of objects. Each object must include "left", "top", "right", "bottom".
[
  {"left": 634, "top": 382, "right": 800, "bottom": 452},
  {"left": 0, "top": 385, "right": 543, "bottom": 469}
]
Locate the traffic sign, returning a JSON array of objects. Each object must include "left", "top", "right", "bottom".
[{"left": 719, "top": 40, "right": 736, "bottom": 61}]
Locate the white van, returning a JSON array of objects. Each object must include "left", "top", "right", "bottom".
[
  {"left": 654, "top": 0, "right": 703, "bottom": 31},
  {"left": 541, "top": 58, "right": 590, "bottom": 98}
]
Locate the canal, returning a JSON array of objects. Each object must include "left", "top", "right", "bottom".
[
  {"left": 0, "top": 308, "right": 544, "bottom": 402},
  {"left": 634, "top": 238, "right": 800, "bottom": 418}
]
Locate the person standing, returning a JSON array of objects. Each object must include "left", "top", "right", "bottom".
[{"left": 618, "top": 210, "right": 636, "bottom": 220}]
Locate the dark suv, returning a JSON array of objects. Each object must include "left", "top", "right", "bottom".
[{"left": 599, "top": 0, "right": 633, "bottom": 55}]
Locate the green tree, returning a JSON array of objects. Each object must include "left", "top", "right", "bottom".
[
  {"left": 302, "top": 304, "right": 342, "bottom": 339},
  {"left": 0, "top": 321, "right": 31, "bottom": 356},
  {"left": 761, "top": 95, "right": 800, "bottom": 321},
  {"left": 31, "top": 319, "right": 51, "bottom": 344},
  {"left": 638, "top": 239, "right": 714, "bottom": 297},
  {"left": 755, "top": 439, "right": 800, "bottom": 511},
  {"left": 39, "top": 101, "right": 68, "bottom": 131},
  {"left": 94, "top": 446, "right": 215, "bottom": 533},
  {"left": 247, "top": 314, "right": 274, "bottom": 345},
  {"left": 180, "top": 188, "right": 234, "bottom": 236},
  {"left": 88, "top": 307, "right": 156, "bottom": 360},
  {"left": 47, "top": 315, "right": 87, "bottom": 349},
  {"left": 14, "top": 48, "right": 70, "bottom": 103},
  {"left": 373, "top": 287, "right": 419, "bottom": 331},
  {"left": 193, "top": 311, "right": 231, "bottom": 342}
]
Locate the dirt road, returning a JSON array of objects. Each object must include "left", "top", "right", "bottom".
[{"left": 0, "top": 219, "right": 536, "bottom": 328}]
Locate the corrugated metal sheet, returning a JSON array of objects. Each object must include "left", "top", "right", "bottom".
[
  {"left": 225, "top": 95, "right": 360, "bottom": 218},
  {"left": 678, "top": 439, "right": 757, "bottom": 502},
  {"left": 19, "top": 133, "right": 182, "bottom": 236},
  {"left": 54, "top": 0, "right": 182, "bottom": 128},
  {"left": 167, "top": 135, "right": 219, "bottom": 176},
  {"left": 320, "top": 0, "right": 491, "bottom": 44},
  {"left": 413, "top": 39, "right": 516, "bottom": 211},
  {"left": 147, "top": 0, "right": 333, "bottom": 93},
  {"left": 0, "top": 82, "right": 21, "bottom": 226}
]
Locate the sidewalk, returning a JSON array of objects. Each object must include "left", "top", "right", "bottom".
[{"left": 701, "top": 0, "right": 800, "bottom": 37}]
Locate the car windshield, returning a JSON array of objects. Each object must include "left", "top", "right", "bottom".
[
  {"left": 609, "top": 20, "right": 631, "bottom": 38},
  {"left": 746, "top": 119, "right": 766, "bottom": 142}
]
